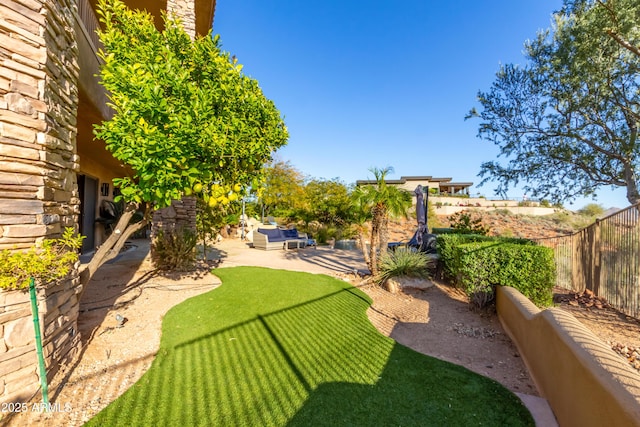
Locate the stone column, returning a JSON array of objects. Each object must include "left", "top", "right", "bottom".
[
  {"left": 167, "top": 0, "right": 196, "bottom": 38},
  {"left": 0, "top": 0, "right": 81, "bottom": 404},
  {"left": 152, "top": 0, "right": 198, "bottom": 241}
]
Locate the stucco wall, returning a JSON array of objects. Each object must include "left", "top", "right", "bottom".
[
  {"left": 433, "top": 205, "right": 558, "bottom": 216},
  {"left": 496, "top": 286, "right": 640, "bottom": 427}
]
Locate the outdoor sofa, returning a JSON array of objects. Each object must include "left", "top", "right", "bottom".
[{"left": 253, "top": 227, "right": 309, "bottom": 250}]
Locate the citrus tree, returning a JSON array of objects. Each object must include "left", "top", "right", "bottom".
[{"left": 82, "top": 0, "right": 288, "bottom": 285}]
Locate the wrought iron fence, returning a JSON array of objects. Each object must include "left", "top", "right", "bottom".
[{"left": 537, "top": 204, "right": 640, "bottom": 319}]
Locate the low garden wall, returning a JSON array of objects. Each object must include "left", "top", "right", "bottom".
[
  {"left": 496, "top": 286, "right": 640, "bottom": 427},
  {"left": 0, "top": 270, "right": 82, "bottom": 405}
]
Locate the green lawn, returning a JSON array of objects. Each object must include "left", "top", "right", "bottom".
[{"left": 87, "top": 267, "right": 533, "bottom": 426}]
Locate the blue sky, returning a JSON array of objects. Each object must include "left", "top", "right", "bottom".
[{"left": 213, "top": 1, "right": 630, "bottom": 210}]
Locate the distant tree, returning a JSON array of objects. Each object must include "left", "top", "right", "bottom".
[
  {"left": 577, "top": 203, "right": 606, "bottom": 217},
  {"left": 86, "top": 0, "right": 287, "bottom": 286},
  {"left": 301, "top": 178, "right": 351, "bottom": 226},
  {"left": 469, "top": 0, "right": 640, "bottom": 206},
  {"left": 448, "top": 212, "right": 489, "bottom": 235},
  {"left": 261, "top": 160, "right": 305, "bottom": 219},
  {"left": 356, "top": 167, "right": 412, "bottom": 276}
]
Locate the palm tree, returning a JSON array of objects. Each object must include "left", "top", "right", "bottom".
[
  {"left": 356, "top": 167, "right": 412, "bottom": 276},
  {"left": 349, "top": 186, "right": 372, "bottom": 266}
]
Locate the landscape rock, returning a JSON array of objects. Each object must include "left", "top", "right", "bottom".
[{"left": 384, "top": 276, "right": 434, "bottom": 293}]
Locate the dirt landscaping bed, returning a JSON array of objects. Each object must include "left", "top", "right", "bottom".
[
  {"left": 5, "top": 238, "right": 639, "bottom": 426},
  {"left": 553, "top": 288, "right": 640, "bottom": 374}
]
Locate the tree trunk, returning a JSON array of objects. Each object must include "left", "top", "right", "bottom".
[
  {"left": 379, "top": 213, "right": 389, "bottom": 257},
  {"left": 78, "top": 203, "right": 149, "bottom": 296},
  {"left": 358, "top": 230, "right": 370, "bottom": 266},
  {"left": 369, "top": 205, "right": 383, "bottom": 276},
  {"left": 623, "top": 162, "right": 640, "bottom": 205}
]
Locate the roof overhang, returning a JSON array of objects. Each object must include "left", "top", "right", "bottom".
[{"left": 90, "top": 0, "right": 216, "bottom": 37}]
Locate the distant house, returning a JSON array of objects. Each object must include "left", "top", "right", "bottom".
[
  {"left": 356, "top": 175, "right": 473, "bottom": 196},
  {"left": 0, "top": 0, "right": 215, "bottom": 405}
]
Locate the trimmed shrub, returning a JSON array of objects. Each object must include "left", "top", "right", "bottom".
[
  {"left": 454, "top": 241, "right": 555, "bottom": 308},
  {"left": 436, "top": 234, "right": 553, "bottom": 308},
  {"left": 437, "top": 234, "right": 533, "bottom": 282}
]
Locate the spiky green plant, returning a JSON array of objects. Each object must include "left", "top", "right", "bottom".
[{"left": 376, "top": 247, "right": 430, "bottom": 285}]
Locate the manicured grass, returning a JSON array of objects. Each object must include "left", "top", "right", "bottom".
[{"left": 87, "top": 267, "right": 534, "bottom": 426}]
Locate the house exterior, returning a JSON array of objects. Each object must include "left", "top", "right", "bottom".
[
  {"left": 356, "top": 175, "right": 473, "bottom": 196},
  {"left": 0, "top": 0, "right": 215, "bottom": 405}
]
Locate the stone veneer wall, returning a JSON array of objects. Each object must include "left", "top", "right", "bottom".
[
  {"left": 167, "top": 0, "right": 196, "bottom": 37},
  {"left": 150, "top": 196, "right": 197, "bottom": 238},
  {"left": 152, "top": 0, "right": 198, "bottom": 239},
  {"left": 0, "top": 0, "right": 82, "bottom": 404}
]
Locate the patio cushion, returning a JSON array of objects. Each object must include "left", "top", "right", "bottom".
[
  {"left": 257, "top": 228, "right": 285, "bottom": 241},
  {"left": 282, "top": 229, "right": 299, "bottom": 239}
]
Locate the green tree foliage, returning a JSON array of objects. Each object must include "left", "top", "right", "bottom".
[
  {"left": 448, "top": 212, "right": 490, "bottom": 235},
  {"left": 301, "top": 178, "right": 352, "bottom": 226},
  {"left": 260, "top": 160, "right": 305, "bottom": 218},
  {"left": 469, "top": 0, "right": 640, "bottom": 206},
  {"left": 348, "top": 185, "right": 373, "bottom": 266},
  {"left": 577, "top": 203, "right": 606, "bottom": 217},
  {"left": 0, "top": 228, "right": 83, "bottom": 290},
  {"left": 83, "top": 0, "right": 287, "bottom": 285}
]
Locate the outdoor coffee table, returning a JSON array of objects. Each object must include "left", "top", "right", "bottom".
[{"left": 284, "top": 239, "right": 306, "bottom": 250}]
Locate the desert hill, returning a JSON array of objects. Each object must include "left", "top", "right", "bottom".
[{"left": 388, "top": 208, "right": 592, "bottom": 242}]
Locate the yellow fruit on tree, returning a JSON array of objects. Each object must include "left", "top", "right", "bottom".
[
  {"left": 208, "top": 197, "right": 218, "bottom": 207},
  {"left": 193, "top": 183, "right": 203, "bottom": 193},
  {"left": 233, "top": 183, "right": 242, "bottom": 193},
  {"left": 228, "top": 193, "right": 238, "bottom": 201}
]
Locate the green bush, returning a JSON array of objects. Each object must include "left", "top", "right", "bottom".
[
  {"left": 151, "top": 227, "right": 197, "bottom": 271},
  {"left": 0, "top": 227, "right": 84, "bottom": 290},
  {"left": 437, "top": 234, "right": 531, "bottom": 282},
  {"left": 436, "top": 234, "right": 552, "bottom": 308},
  {"left": 453, "top": 241, "right": 555, "bottom": 308},
  {"left": 376, "top": 247, "right": 430, "bottom": 285},
  {"left": 448, "top": 212, "right": 489, "bottom": 235},
  {"left": 431, "top": 227, "right": 454, "bottom": 234}
]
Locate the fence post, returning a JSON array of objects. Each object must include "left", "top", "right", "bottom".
[{"left": 592, "top": 220, "right": 601, "bottom": 295}]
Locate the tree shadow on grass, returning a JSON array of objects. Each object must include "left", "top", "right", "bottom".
[
  {"left": 287, "top": 344, "right": 534, "bottom": 427},
  {"left": 50, "top": 239, "right": 226, "bottom": 402},
  {"left": 85, "top": 269, "right": 533, "bottom": 426}
]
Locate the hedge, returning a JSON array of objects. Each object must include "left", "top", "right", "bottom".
[{"left": 436, "top": 234, "right": 555, "bottom": 308}]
